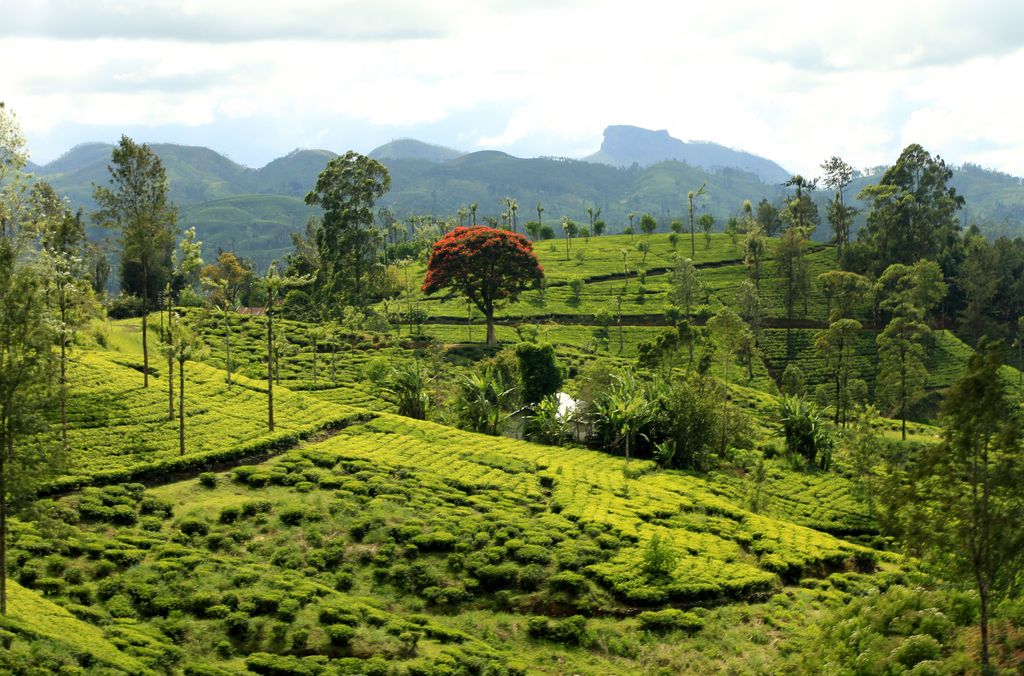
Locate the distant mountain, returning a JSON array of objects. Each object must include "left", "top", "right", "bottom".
[
  {"left": 24, "top": 132, "right": 1024, "bottom": 271},
  {"left": 35, "top": 142, "right": 114, "bottom": 176},
  {"left": 585, "top": 125, "right": 791, "bottom": 184},
  {"left": 369, "top": 139, "right": 463, "bottom": 164},
  {"left": 253, "top": 149, "right": 338, "bottom": 197}
]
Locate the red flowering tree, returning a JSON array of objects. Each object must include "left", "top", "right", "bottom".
[{"left": 423, "top": 226, "right": 544, "bottom": 345}]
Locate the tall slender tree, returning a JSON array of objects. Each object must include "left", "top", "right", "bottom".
[
  {"left": 775, "top": 226, "right": 811, "bottom": 353},
  {"left": 201, "top": 251, "right": 253, "bottom": 388},
  {"left": 815, "top": 318, "right": 862, "bottom": 426},
  {"left": 820, "top": 156, "right": 856, "bottom": 261},
  {"left": 743, "top": 225, "right": 766, "bottom": 289},
  {"left": 92, "top": 136, "right": 178, "bottom": 388},
  {"left": 34, "top": 182, "right": 87, "bottom": 449},
  {"left": 687, "top": 183, "right": 707, "bottom": 257},
  {"left": 172, "top": 319, "right": 203, "bottom": 456},
  {"left": 781, "top": 175, "right": 819, "bottom": 234},
  {"left": 908, "top": 340, "right": 1024, "bottom": 670},
  {"left": 875, "top": 315, "right": 928, "bottom": 440},
  {"left": 259, "top": 262, "right": 309, "bottom": 430}
]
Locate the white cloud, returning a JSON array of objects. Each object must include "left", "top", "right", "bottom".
[{"left": 2, "top": 0, "right": 1023, "bottom": 177}]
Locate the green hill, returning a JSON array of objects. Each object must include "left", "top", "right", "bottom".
[
  {"left": 369, "top": 138, "right": 463, "bottom": 164},
  {"left": 27, "top": 137, "right": 1024, "bottom": 269}
]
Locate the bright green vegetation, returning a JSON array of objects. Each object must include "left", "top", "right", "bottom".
[
  {"left": 7, "top": 121, "right": 1024, "bottom": 675},
  {"left": 3, "top": 287, "right": 1019, "bottom": 673},
  {"left": 0, "top": 403, "right": 895, "bottom": 674},
  {"left": 0, "top": 580, "right": 148, "bottom": 673},
  {"left": 3, "top": 350, "right": 1005, "bottom": 672},
  {"left": 41, "top": 322, "right": 363, "bottom": 492}
]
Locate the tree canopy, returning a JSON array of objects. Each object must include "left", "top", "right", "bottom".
[
  {"left": 422, "top": 226, "right": 543, "bottom": 345},
  {"left": 305, "top": 151, "right": 390, "bottom": 308},
  {"left": 854, "top": 144, "right": 964, "bottom": 276}
]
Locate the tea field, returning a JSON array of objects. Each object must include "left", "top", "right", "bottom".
[
  {"left": 4, "top": 235, "right": 1021, "bottom": 673},
  {"left": 6, "top": 392, "right": 930, "bottom": 674}
]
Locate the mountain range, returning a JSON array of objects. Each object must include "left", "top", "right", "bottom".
[{"left": 28, "top": 126, "right": 1024, "bottom": 269}]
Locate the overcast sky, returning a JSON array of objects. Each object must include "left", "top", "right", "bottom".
[{"left": 2, "top": 0, "right": 1022, "bottom": 177}]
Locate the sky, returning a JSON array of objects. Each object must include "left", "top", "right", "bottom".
[{"left": 2, "top": 0, "right": 1023, "bottom": 178}]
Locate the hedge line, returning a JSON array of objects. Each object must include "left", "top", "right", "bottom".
[{"left": 38, "top": 411, "right": 374, "bottom": 497}]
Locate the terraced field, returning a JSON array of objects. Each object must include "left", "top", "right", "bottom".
[
  {"left": 41, "top": 324, "right": 365, "bottom": 492},
  {"left": 4, "top": 402, "right": 896, "bottom": 674}
]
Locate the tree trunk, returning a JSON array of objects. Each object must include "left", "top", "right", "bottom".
[
  {"left": 1, "top": 423, "right": 7, "bottom": 615},
  {"left": 60, "top": 296, "right": 68, "bottom": 450},
  {"left": 224, "top": 310, "right": 232, "bottom": 388},
  {"left": 267, "top": 311, "right": 275, "bottom": 432},
  {"left": 141, "top": 264, "right": 149, "bottom": 388},
  {"left": 485, "top": 310, "right": 496, "bottom": 346},
  {"left": 900, "top": 363, "right": 907, "bottom": 441},
  {"left": 167, "top": 315, "right": 174, "bottom": 421},
  {"left": 721, "top": 362, "right": 730, "bottom": 457},
  {"left": 979, "top": 585, "right": 990, "bottom": 670},
  {"left": 835, "top": 373, "right": 841, "bottom": 424},
  {"left": 689, "top": 200, "right": 696, "bottom": 258},
  {"left": 179, "top": 358, "right": 185, "bottom": 456}
]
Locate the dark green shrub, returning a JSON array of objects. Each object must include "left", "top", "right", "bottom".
[
  {"left": 245, "top": 652, "right": 325, "bottom": 676},
  {"left": 184, "top": 665, "right": 235, "bottom": 676},
  {"left": 473, "top": 563, "right": 520, "bottom": 591},
  {"left": 198, "top": 473, "right": 217, "bottom": 488},
  {"left": 241, "top": 500, "right": 272, "bottom": 517},
  {"left": 515, "top": 342, "right": 562, "bottom": 405},
  {"left": 224, "top": 611, "right": 251, "bottom": 638},
  {"left": 178, "top": 519, "right": 209, "bottom": 537},
  {"left": 278, "top": 506, "right": 306, "bottom": 526},
  {"left": 410, "top": 530, "right": 457, "bottom": 552},
  {"left": 513, "top": 544, "right": 551, "bottom": 564},
  {"left": 140, "top": 495, "right": 173, "bottom": 518},
  {"left": 333, "top": 571, "right": 354, "bottom": 592},
  {"left": 319, "top": 605, "right": 360, "bottom": 626},
  {"left": 35, "top": 577, "right": 66, "bottom": 595},
  {"left": 892, "top": 634, "right": 942, "bottom": 668},
  {"left": 549, "top": 571, "right": 588, "bottom": 593},
  {"left": 527, "top": 615, "right": 591, "bottom": 646},
  {"left": 110, "top": 504, "right": 138, "bottom": 525},
  {"left": 325, "top": 623, "right": 356, "bottom": 647},
  {"left": 637, "top": 609, "right": 704, "bottom": 633},
  {"left": 291, "top": 627, "right": 309, "bottom": 651},
  {"left": 422, "top": 585, "right": 472, "bottom": 606},
  {"left": 517, "top": 564, "right": 547, "bottom": 591}
]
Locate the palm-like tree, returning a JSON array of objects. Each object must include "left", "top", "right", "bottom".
[
  {"left": 526, "top": 394, "right": 568, "bottom": 445},
  {"left": 454, "top": 368, "right": 516, "bottom": 436},
  {"left": 384, "top": 360, "right": 433, "bottom": 420},
  {"left": 596, "top": 371, "right": 654, "bottom": 463}
]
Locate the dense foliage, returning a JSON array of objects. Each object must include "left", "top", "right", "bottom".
[{"left": 423, "top": 226, "right": 544, "bottom": 344}]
